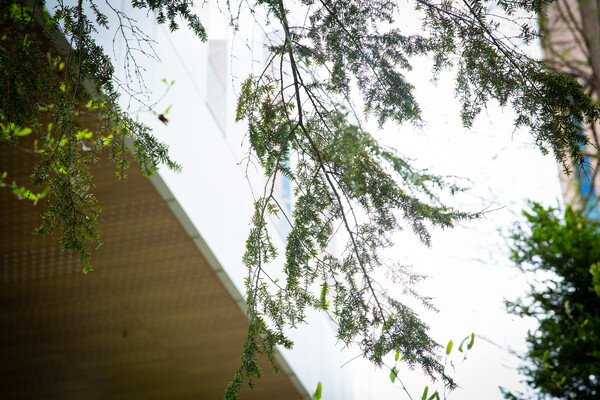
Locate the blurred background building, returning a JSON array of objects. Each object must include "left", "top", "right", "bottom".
[{"left": 541, "top": 0, "right": 600, "bottom": 217}]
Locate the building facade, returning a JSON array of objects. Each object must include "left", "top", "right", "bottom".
[{"left": 541, "top": 0, "right": 600, "bottom": 217}]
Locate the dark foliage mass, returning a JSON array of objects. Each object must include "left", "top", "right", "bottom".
[{"left": 505, "top": 204, "right": 600, "bottom": 400}]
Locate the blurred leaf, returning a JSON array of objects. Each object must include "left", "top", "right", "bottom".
[
  {"left": 312, "top": 382, "right": 322, "bottom": 400},
  {"left": 590, "top": 262, "right": 600, "bottom": 296},
  {"left": 383, "top": 313, "right": 394, "bottom": 330},
  {"left": 428, "top": 391, "right": 440, "bottom": 400},
  {"left": 458, "top": 336, "right": 468, "bottom": 352},
  {"left": 76, "top": 129, "right": 93, "bottom": 140},
  {"left": 467, "top": 333, "right": 475, "bottom": 350},
  {"left": 15, "top": 126, "right": 32, "bottom": 136}
]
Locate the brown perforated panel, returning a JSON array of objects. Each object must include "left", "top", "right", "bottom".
[{"left": 0, "top": 140, "right": 302, "bottom": 399}]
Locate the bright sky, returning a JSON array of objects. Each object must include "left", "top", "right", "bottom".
[{"left": 351, "top": 51, "right": 564, "bottom": 399}]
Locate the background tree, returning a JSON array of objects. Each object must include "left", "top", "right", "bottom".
[
  {"left": 504, "top": 203, "right": 600, "bottom": 399},
  {"left": 2, "top": 0, "right": 600, "bottom": 398}
]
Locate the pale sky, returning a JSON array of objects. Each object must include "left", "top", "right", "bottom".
[{"left": 351, "top": 52, "right": 563, "bottom": 399}]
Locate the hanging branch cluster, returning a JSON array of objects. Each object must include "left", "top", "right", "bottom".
[
  {"left": 0, "top": 0, "right": 200, "bottom": 271},
  {"left": 225, "top": 0, "right": 600, "bottom": 397},
  {"left": 417, "top": 0, "right": 598, "bottom": 171}
]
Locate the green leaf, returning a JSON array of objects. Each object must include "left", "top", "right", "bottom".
[
  {"left": 320, "top": 282, "right": 328, "bottom": 309},
  {"left": 33, "top": 186, "right": 49, "bottom": 205},
  {"left": 458, "top": 336, "right": 468, "bottom": 352},
  {"left": 445, "top": 340, "right": 453, "bottom": 355},
  {"left": 383, "top": 313, "right": 394, "bottom": 330},
  {"left": 76, "top": 129, "right": 93, "bottom": 140},
  {"left": 421, "top": 386, "right": 429, "bottom": 400},
  {"left": 467, "top": 333, "right": 475, "bottom": 350},
  {"left": 458, "top": 333, "right": 475, "bottom": 352},
  {"left": 15, "top": 127, "right": 32, "bottom": 136},
  {"left": 395, "top": 350, "right": 400, "bottom": 362},
  {"left": 389, "top": 366, "right": 398, "bottom": 383},
  {"left": 312, "top": 382, "right": 322, "bottom": 400},
  {"left": 102, "top": 134, "right": 114, "bottom": 146},
  {"left": 590, "top": 262, "right": 600, "bottom": 296},
  {"left": 428, "top": 391, "right": 441, "bottom": 400}
]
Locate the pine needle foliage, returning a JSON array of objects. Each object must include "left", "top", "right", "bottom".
[
  {"left": 1, "top": 0, "right": 600, "bottom": 398},
  {"left": 227, "top": 0, "right": 599, "bottom": 397},
  {"left": 0, "top": 0, "right": 188, "bottom": 272}
]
